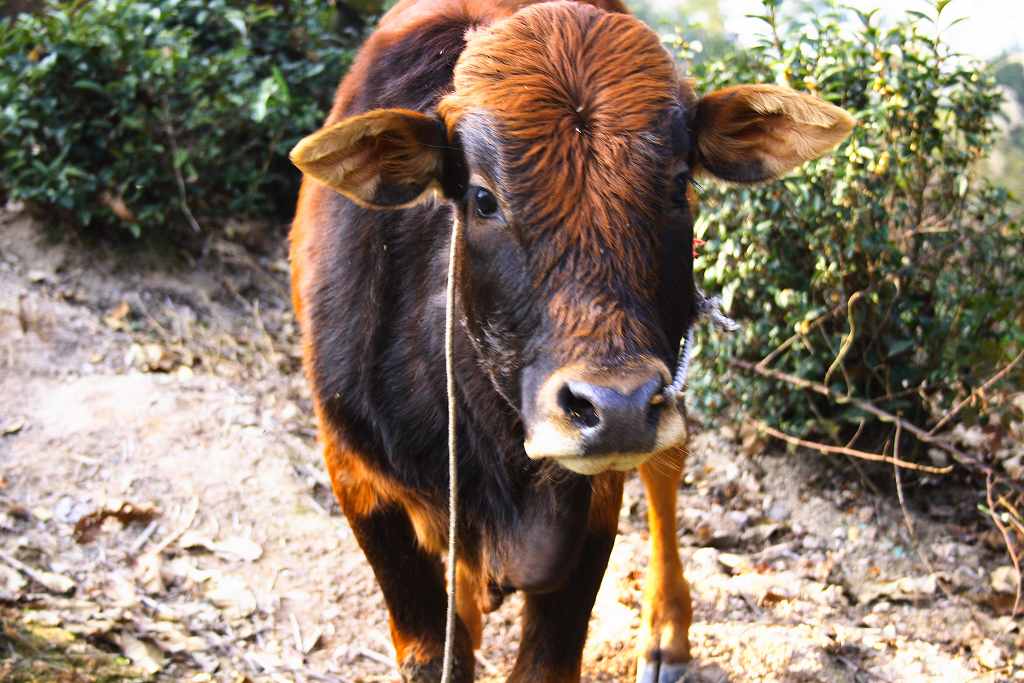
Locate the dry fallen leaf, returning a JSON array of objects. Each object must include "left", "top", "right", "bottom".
[
  {"left": 144, "top": 620, "right": 209, "bottom": 654},
  {"left": 73, "top": 500, "right": 160, "bottom": 544},
  {"left": 103, "top": 301, "right": 132, "bottom": 330},
  {"left": 134, "top": 552, "right": 165, "bottom": 594},
  {"left": 210, "top": 536, "right": 263, "bottom": 562},
  {"left": 2, "top": 420, "right": 25, "bottom": 436},
  {"left": 179, "top": 531, "right": 263, "bottom": 562},
  {"left": 114, "top": 632, "right": 166, "bottom": 676},
  {"left": 856, "top": 574, "right": 939, "bottom": 604}
]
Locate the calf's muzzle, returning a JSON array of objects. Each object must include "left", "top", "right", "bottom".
[{"left": 523, "top": 359, "right": 686, "bottom": 475}]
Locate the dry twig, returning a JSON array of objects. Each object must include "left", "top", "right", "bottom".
[
  {"left": 160, "top": 97, "right": 201, "bottom": 233},
  {"left": 757, "top": 298, "right": 848, "bottom": 370},
  {"left": 892, "top": 424, "right": 960, "bottom": 605},
  {"left": 0, "top": 550, "right": 75, "bottom": 594},
  {"left": 145, "top": 495, "right": 199, "bottom": 557},
  {"left": 731, "top": 358, "right": 968, "bottom": 465},
  {"left": 928, "top": 349, "right": 1024, "bottom": 436},
  {"left": 987, "top": 475, "right": 1022, "bottom": 617},
  {"left": 753, "top": 420, "right": 950, "bottom": 474}
]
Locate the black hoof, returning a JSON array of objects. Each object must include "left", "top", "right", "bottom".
[
  {"left": 637, "top": 655, "right": 729, "bottom": 683},
  {"left": 637, "top": 654, "right": 691, "bottom": 683}
]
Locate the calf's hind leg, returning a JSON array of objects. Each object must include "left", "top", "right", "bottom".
[
  {"left": 325, "top": 443, "right": 475, "bottom": 682},
  {"left": 636, "top": 450, "right": 694, "bottom": 683}
]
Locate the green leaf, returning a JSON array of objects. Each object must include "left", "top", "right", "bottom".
[
  {"left": 887, "top": 339, "right": 916, "bottom": 358},
  {"left": 224, "top": 9, "right": 247, "bottom": 40},
  {"left": 721, "top": 280, "right": 739, "bottom": 314},
  {"left": 72, "top": 79, "right": 107, "bottom": 96},
  {"left": 252, "top": 76, "right": 278, "bottom": 123},
  {"left": 271, "top": 65, "right": 290, "bottom": 103}
]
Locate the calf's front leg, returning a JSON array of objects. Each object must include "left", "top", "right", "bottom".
[
  {"left": 324, "top": 442, "right": 475, "bottom": 683},
  {"left": 508, "top": 472, "right": 625, "bottom": 683},
  {"left": 636, "top": 450, "right": 694, "bottom": 683}
]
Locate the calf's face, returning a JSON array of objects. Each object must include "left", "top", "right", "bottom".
[{"left": 291, "top": 3, "right": 853, "bottom": 475}]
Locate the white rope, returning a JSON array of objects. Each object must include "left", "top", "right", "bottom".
[
  {"left": 440, "top": 214, "right": 463, "bottom": 683},
  {"left": 665, "top": 292, "right": 740, "bottom": 400}
]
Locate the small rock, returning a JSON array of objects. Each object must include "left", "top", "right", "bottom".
[
  {"left": 744, "top": 522, "right": 785, "bottom": 543},
  {"left": 1003, "top": 454, "right": 1023, "bottom": 481},
  {"left": 856, "top": 574, "right": 938, "bottom": 604},
  {"left": 206, "top": 575, "right": 257, "bottom": 619},
  {"left": 991, "top": 566, "right": 1020, "bottom": 595},
  {"left": 689, "top": 547, "right": 722, "bottom": 573},
  {"left": 766, "top": 500, "right": 791, "bottom": 522},
  {"left": 114, "top": 632, "right": 166, "bottom": 676},
  {"left": 718, "top": 553, "right": 752, "bottom": 573},
  {"left": 0, "top": 563, "right": 27, "bottom": 597},
  {"left": 725, "top": 510, "right": 750, "bottom": 529},
  {"left": 802, "top": 534, "right": 824, "bottom": 550},
  {"left": 975, "top": 639, "right": 1004, "bottom": 670},
  {"left": 23, "top": 610, "right": 61, "bottom": 626}
]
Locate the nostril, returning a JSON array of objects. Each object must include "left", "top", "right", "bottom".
[{"left": 557, "top": 384, "right": 600, "bottom": 429}]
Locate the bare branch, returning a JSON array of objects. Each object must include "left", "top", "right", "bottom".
[
  {"left": 752, "top": 419, "right": 952, "bottom": 474},
  {"left": 731, "top": 358, "right": 970, "bottom": 464},
  {"left": 986, "top": 476, "right": 1021, "bottom": 618},
  {"left": 160, "top": 97, "right": 202, "bottom": 233},
  {"left": 928, "top": 348, "right": 1024, "bottom": 436}
]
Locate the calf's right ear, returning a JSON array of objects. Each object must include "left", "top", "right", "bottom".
[{"left": 290, "top": 108, "right": 464, "bottom": 209}]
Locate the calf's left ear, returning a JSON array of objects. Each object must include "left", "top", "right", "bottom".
[
  {"left": 693, "top": 84, "right": 854, "bottom": 183},
  {"left": 290, "top": 108, "right": 460, "bottom": 209}
]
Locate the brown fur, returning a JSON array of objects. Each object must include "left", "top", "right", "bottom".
[
  {"left": 438, "top": 3, "right": 681, "bottom": 357},
  {"left": 639, "top": 451, "right": 693, "bottom": 664}
]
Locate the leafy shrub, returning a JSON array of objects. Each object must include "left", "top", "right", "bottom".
[
  {"left": 0, "top": 0, "right": 358, "bottom": 238},
  {"left": 682, "top": 0, "right": 1024, "bottom": 456}
]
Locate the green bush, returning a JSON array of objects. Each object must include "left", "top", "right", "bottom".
[
  {"left": 683, "top": 0, "right": 1024, "bottom": 452},
  {"left": 0, "top": 0, "right": 358, "bottom": 238}
]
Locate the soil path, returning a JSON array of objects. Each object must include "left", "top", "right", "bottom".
[{"left": 1, "top": 210, "right": 1019, "bottom": 682}]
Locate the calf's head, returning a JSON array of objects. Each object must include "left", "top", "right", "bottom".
[{"left": 291, "top": 2, "right": 854, "bottom": 475}]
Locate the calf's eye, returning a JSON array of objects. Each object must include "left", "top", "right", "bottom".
[
  {"left": 473, "top": 187, "right": 500, "bottom": 218},
  {"left": 672, "top": 169, "right": 701, "bottom": 208},
  {"left": 672, "top": 173, "right": 690, "bottom": 207}
]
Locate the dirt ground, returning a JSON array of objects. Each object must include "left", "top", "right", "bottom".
[{"left": 1, "top": 207, "right": 1021, "bottom": 682}]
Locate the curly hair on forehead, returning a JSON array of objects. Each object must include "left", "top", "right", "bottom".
[{"left": 437, "top": 1, "right": 682, "bottom": 232}]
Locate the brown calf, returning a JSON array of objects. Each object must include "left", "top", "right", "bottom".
[{"left": 289, "top": 1, "right": 853, "bottom": 681}]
